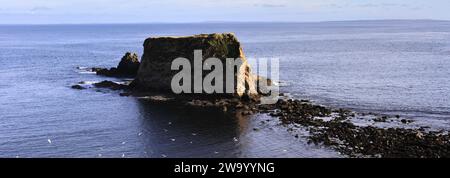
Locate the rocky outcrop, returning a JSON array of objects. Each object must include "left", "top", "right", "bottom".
[
  {"left": 95, "top": 52, "right": 140, "bottom": 77},
  {"left": 93, "top": 80, "right": 129, "bottom": 90},
  {"left": 71, "top": 84, "right": 86, "bottom": 90},
  {"left": 132, "top": 33, "right": 259, "bottom": 100}
]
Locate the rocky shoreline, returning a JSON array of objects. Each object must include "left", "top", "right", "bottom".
[
  {"left": 71, "top": 80, "right": 450, "bottom": 158},
  {"left": 184, "top": 97, "right": 449, "bottom": 158}
]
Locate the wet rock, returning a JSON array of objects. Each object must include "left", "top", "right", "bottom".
[
  {"left": 77, "top": 81, "right": 90, "bottom": 85},
  {"left": 90, "top": 68, "right": 104, "bottom": 73},
  {"left": 401, "top": 119, "right": 414, "bottom": 124},
  {"left": 270, "top": 110, "right": 282, "bottom": 117},
  {"left": 96, "top": 68, "right": 117, "bottom": 76},
  {"left": 94, "top": 81, "right": 128, "bottom": 90},
  {"left": 119, "top": 92, "right": 131, "bottom": 97},
  {"left": 254, "top": 98, "right": 450, "bottom": 158},
  {"left": 373, "top": 116, "right": 388, "bottom": 122},
  {"left": 307, "top": 118, "right": 450, "bottom": 158},
  {"left": 71, "top": 84, "right": 86, "bottom": 90}
]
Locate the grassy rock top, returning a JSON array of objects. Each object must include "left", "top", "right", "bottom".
[{"left": 142, "top": 33, "right": 242, "bottom": 60}]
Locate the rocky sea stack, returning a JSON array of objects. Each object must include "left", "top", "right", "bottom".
[
  {"left": 131, "top": 33, "right": 260, "bottom": 100},
  {"left": 72, "top": 33, "right": 450, "bottom": 158},
  {"left": 94, "top": 52, "right": 140, "bottom": 77}
]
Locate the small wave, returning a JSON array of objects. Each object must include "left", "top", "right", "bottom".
[
  {"left": 78, "top": 81, "right": 98, "bottom": 85},
  {"left": 76, "top": 66, "right": 88, "bottom": 70},
  {"left": 75, "top": 66, "right": 96, "bottom": 74},
  {"left": 77, "top": 71, "right": 96, "bottom": 74}
]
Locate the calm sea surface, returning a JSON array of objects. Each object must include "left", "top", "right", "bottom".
[{"left": 1, "top": 21, "right": 449, "bottom": 157}]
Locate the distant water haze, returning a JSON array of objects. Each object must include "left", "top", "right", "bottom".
[
  {"left": 1, "top": 0, "right": 450, "bottom": 24},
  {"left": 0, "top": 20, "right": 449, "bottom": 157}
]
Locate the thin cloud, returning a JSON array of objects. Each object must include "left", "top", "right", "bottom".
[
  {"left": 30, "top": 6, "right": 53, "bottom": 12},
  {"left": 254, "top": 3, "right": 286, "bottom": 8},
  {"left": 0, "top": 0, "right": 449, "bottom": 24},
  {"left": 357, "top": 3, "right": 408, "bottom": 8},
  {"left": 319, "top": 3, "right": 344, "bottom": 9}
]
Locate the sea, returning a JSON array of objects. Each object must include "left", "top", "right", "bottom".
[{"left": 1, "top": 20, "right": 449, "bottom": 157}]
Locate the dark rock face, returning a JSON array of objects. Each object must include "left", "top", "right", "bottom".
[
  {"left": 96, "top": 52, "right": 140, "bottom": 77},
  {"left": 132, "top": 33, "right": 259, "bottom": 100},
  {"left": 71, "top": 84, "right": 86, "bottom": 90},
  {"left": 93, "top": 81, "right": 128, "bottom": 90},
  {"left": 95, "top": 68, "right": 118, "bottom": 77},
  {"left": 117, "top": 52, "right": 140, "bottom": 75}
]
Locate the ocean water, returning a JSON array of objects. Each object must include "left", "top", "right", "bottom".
[{"left": 1, "top": 21, "right": 450, "bottom": 157}]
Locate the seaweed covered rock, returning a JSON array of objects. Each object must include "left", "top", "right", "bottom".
[
  {"left": 96, "top": 52, "right": 140, "bottom": 77},
  {"left": 132, "top": 33, "right": 259, "bottom": 100}
]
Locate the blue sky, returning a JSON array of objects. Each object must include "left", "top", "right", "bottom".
[{"left": 0, "top": 0, "right": 449, "bottom": 24}]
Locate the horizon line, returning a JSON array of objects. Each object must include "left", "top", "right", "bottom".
[{"left": 1, "top": 19, "right": 449, "bottom": 26}]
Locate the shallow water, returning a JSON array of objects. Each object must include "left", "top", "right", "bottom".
[{"left": 1, "top": 21, "right": 449, "bottom": 157}]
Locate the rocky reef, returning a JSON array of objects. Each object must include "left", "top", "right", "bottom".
[{"left": 262, "top": 99, "right": 450, "bottom": 158}]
